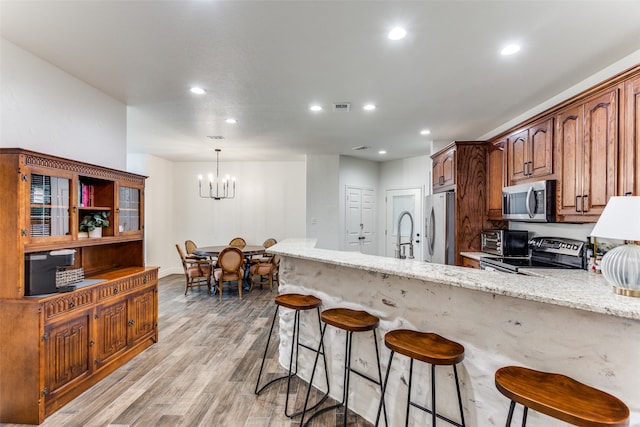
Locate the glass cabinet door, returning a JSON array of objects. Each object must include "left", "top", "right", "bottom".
[
  {"left": 118, "top": 186, "right": 140, "bottom": 233},
  {"left": 30, "top": 174, "right": 71, "bottom": 238}
]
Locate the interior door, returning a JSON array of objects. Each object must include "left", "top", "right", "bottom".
[
  {"left": 385, "top": 188, "right": 422, "bottom": 258},
  {"left": 345, "top": 186, "right": 375, "bottom": 254}
]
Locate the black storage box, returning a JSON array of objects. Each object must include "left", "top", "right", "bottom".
[{"left": 24, "top": 250, "right": 75, "bottom": 296}]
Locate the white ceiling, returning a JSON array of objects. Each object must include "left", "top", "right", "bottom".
[{"left": 2, "top": 1, "right": 640, "bottom": 162}]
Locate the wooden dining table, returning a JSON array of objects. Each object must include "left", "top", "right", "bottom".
[
  {"left": 193, "top": 245, "right": 266, "bottom": 258},
  {"left": 193, "top": 245, "right": 266, "bottom": 291}
]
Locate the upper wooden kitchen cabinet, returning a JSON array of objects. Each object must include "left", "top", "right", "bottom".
[
  {"left": 431, "top": 141, "right": 487, "bottom": 265},
  {"left": 431, "top": 145, "right": 456, "bottom": 192},
  {"left": 506, "top": 117, "right": 554, "bottom": 184},
  {"left": 485, "top": 138, "right": 507, "bottom": 221},
  {"left": 620, "top": 73, "right": 640, "bottom": 196},
  {"left": 556, "top": 86, "right": 619, "bottom": 222}
]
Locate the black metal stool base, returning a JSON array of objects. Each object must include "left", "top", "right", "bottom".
[
  {"left": 376, "top": 351, "right": 465, "bottom": 427},
  {"left": 301, "top": 325, "right": 388, "bottom": 427},
  {"left": 255, "top": 303, "right": 330, "bottom": 418}
]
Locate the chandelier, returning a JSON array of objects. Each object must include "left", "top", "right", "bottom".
[{"left": 198, "top": 149, "right": 236, "bottom": 199}]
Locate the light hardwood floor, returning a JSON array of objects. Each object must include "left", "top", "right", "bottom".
[{"left": 6, "top": 275, "right": 373, "bottom": 427}]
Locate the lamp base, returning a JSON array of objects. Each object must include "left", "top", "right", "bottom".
[
  {"left": 601, "top": 243, "right": 640, "bottom": 298},
  {"left": 613, "top": 286, "right": 640, "bottom": 297}
]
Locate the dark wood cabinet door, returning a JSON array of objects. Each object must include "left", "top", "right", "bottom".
[
  {"left": 508, "top": 129, "right": 528, "bottom": 182},
  {"left": 95, "top": 300, "right": 128, "bottom": 367},
  {"left": 556, "top": 104, "right": 584, "bottom": 217},
  {"left": 44, "top": 313, "right": 91, "bottom": 397},
  {"left": 128, "top": 286, "right": 158, "bottom": 346},
  {"left": 432, "top": 147, "right": 456, "bottom": 192},
  {"left": 621, "top": 74, "right": 640, "bottom": 196},
  {"left": 529, "top": 118, "right": 554, "bottom": 178},
  {"left": 583, "top": 87, "right": 618, "bottom": 216},
  {"left": 486, "top": 139, "right": 506, "bottom": 220}
]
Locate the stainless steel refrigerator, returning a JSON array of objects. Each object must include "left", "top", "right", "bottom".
[{"left": 424, "top": 191, "right": 455, "bottom": 264}]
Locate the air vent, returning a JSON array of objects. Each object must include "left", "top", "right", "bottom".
[
  {"left": 207, "top": 136, "right": 224, "bottom": 140},
  {"left": 333, "top": 102, "right": 351, "bottom": 112},
  {"left": 352, "top": 146, "right": 369, "bottom": 151}
]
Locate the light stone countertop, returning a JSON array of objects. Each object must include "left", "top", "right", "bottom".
[{"left": 270, "top": 239, "right": 640, "bottom": 321}]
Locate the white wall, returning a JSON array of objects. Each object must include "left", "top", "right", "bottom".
[
  {"left": 0, "top": 38, "right": 126, "bottom": 169},
  {"left": 306, "top": 155, "right": 340, "bottom": 250},
  {"left": 127, "top": 153, "right": 176, "bottom": 277},
  {"left": 152, "top": 159, "right": 306, "bottom": 275}
]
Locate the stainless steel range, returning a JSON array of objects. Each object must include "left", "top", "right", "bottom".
[{"left": 479, "top": 236, "right": 587, "bottom": 273}]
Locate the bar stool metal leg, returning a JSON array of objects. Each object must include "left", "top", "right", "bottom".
[
  {"left": 255, "top": 301, "right": 329, "bottom": 418},
  {"left": 376, "top": 329, "right": 466, "bottom": 427},
  {"left": 301, "top": 318, "right": 388, "bottom": 427}
]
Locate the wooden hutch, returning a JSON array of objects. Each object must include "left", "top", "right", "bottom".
[{"left": 0, "top": 149, "right": 158, "bottom": 424}]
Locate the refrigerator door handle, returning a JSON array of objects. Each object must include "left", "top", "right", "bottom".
[{"left": 427, "top": 206, "right": 435, "bottom": 256}]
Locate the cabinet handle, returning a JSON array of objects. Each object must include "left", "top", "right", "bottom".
[
  {"left": 68, "top": 300, "right": 75, "bottom": 309},
  {"left": 523, "top": 162, "right": 529, "bottom": 176},
  {"left": 73, "top": 206, "right": 77, "bottom": 213},
  {"left": 128, "top": 319, "right": 135, "bottom": 327},
  {"left": 575, "top": 196, "right": 582, "bottom": 213},
  {"left": 89, "top": 339, "right": 95, "bottom": 347},
  {"left": 41, "top": 388, "right": 48, "bottom": 396},
  {"left": 582, "top": 194, "right": 588, "bottom": 213},
  {"left": 625, "top": 192, "right": 633, "bottom": 196},
  {"left": 113, "top": 287, "right": 118, "bottom": 294},
  {"left": 143, "top": 276, "right": 148, "bottom": 284}
]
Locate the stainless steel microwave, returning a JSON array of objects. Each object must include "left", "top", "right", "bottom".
[{"left": 502, "top": 179, "right": 556, "bottom": 222}]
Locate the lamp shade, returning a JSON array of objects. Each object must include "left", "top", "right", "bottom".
[
  {"left": 591, "top": 196, "right": 640, "bottom": 297},
  {"left": 590, "top": 196, "right": 640, "bottom": 241}
]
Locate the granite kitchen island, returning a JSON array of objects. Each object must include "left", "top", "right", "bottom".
[{"left": 268, "top": 239, "right": 640, "bottom": 427}]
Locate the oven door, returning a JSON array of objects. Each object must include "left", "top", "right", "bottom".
[{"left": 479, "top": 257, "right": 519, "bottom": 273}]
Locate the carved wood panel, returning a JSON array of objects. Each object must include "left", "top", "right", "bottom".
[{"left": 44, "top": 314, "right": 91, "bottom": 395}]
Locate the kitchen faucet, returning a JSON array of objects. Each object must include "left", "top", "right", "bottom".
[{"left": 395, "top": 210, "right": 414, "bottom": 259}]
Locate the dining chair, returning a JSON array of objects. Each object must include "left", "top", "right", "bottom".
[
  {"left": 175, "top": 244, "right": 212, "bottom": 295},
  {"left": 251, "top": 237, "right": 278, "bottom": 264},
  {"left": 249, "top": 254, "right": 280, "bottom": 292},
  {"left": 229, "top": 237, "right": 247, "bottom": 249},
  {"left": 184, "top": 239, "right": 207, "bottom": 260},
  {"left": 216, "top": 246, "right": 246, "bottom": 301}
]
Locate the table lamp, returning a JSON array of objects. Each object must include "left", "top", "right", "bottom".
[{"left": 590, "top": 196, "right": 640, "bottom": 297}]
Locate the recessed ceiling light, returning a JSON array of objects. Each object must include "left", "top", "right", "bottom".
[
  {"left": 310, "top": 105, "right": 322, "bottom": 112},
  {"left": 501, "top": 44, "right": 521, "bottom": 56},
  {"left": 225, "top": 118, "right": 237, "bottom": 124},
  {"left": 378, "top": 150, "right": 387, "bottom": 155},
  {"left": 206, "top": 135, "right": 224, "bottom": 140},
  {"left": 190, "top": 87, "right": 206, "bottom": 95},
  {"left": 420, "top": 129, "right": 431, "bottom": 135},
  {"left": 363, "top": 104, "right": 376, "bottom": 111},
  {"left": 388, "top": 27, "right": 407, "bottom": 41}
]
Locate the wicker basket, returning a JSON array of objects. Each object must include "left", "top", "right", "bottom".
[{"left": 56, "top": 267, "right": 85, "bottom": 287}]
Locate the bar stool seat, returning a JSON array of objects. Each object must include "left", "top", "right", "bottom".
[
  {"left": 321, "top": 307, "right": 380, "bottom": 331},
  {"left": 376, "top": 329, "right": 466, "bottom": 427},
  {"left": 495, "top": 366, "right": 629, "bottom": 427},
  {"left": 255, "top": 293, "right": 329, "bottom": 418},
  {"left": 301, "top": 307, "right": 387, "bottom": 426}
]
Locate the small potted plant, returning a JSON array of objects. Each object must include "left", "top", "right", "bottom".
[{"left": 79, "top": 211, "right": 110, "bottom": 238}]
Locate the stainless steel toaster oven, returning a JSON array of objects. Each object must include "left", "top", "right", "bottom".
[{"left": 481, "top": 230, "right": 529, "bottom": 256}]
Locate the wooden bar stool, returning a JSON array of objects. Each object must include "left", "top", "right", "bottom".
[
  {"left": 495, "top": 366, "right": 629, "bottom": 426},
  {"left": 375, "top": 329, "right": 466, "bottom": 427},
  {"left": 300, "top": 307, "right": 388, "bottom": 426},
  {"left": 255, "top": 293, "right": 329, "bottom": 418}
]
